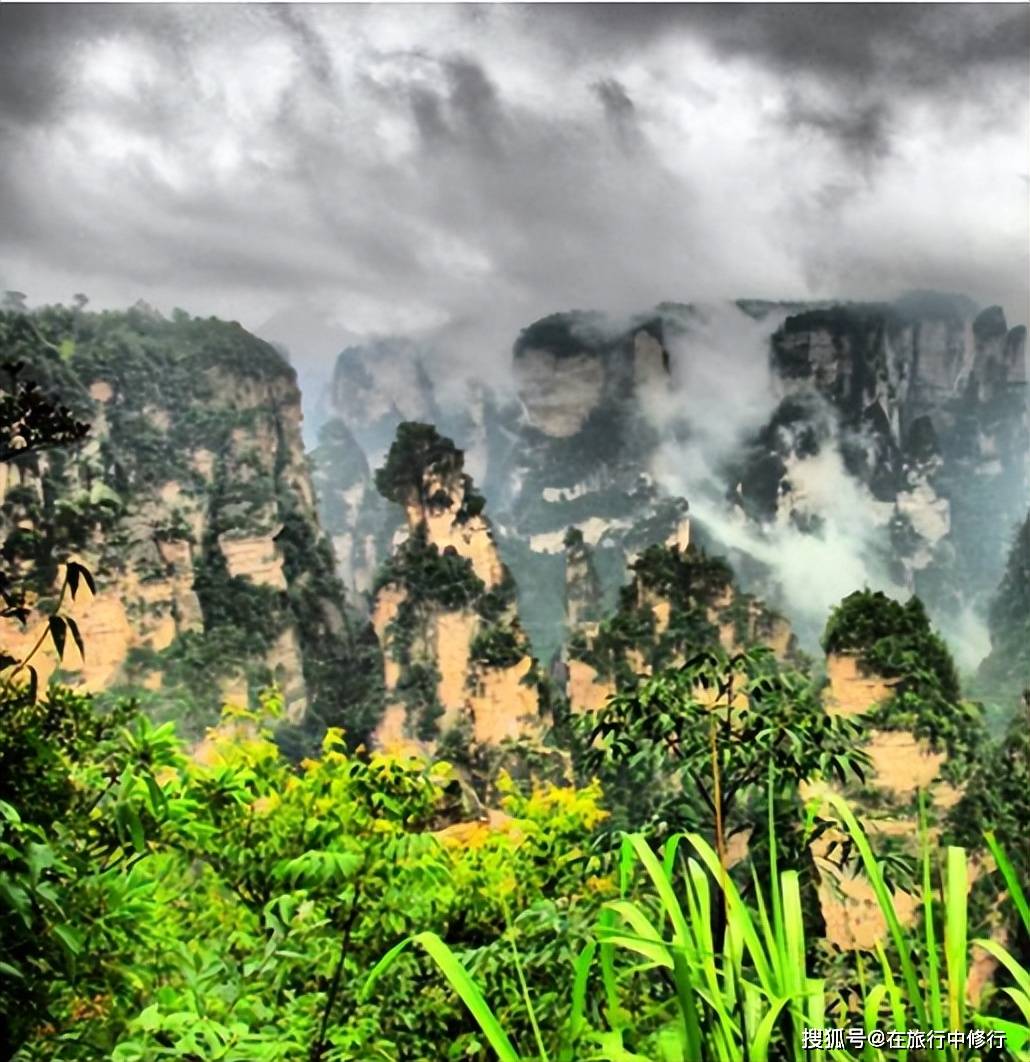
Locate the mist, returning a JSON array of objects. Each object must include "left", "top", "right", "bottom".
[{"left": 644, "top": 303, "right": 994, "bottom": 669}]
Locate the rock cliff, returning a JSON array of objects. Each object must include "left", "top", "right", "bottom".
[
  {"left": 315, "top": 294, "right": 1026, "bottom": 674},
  {"left": 975, "top": 511, "right": 1030, "bottom": 716},
  {"left": 805, "top": 588, "right": 982, "bottom": 949},
  {"left": 734, "top": 296, "right": 1028, "bottom": 624},
  {"left": 561, "top": 533, "right": 796, "bottom": 714},
  {"left": 0, "top": 304, "right": 375, "bottom": 746},
  {"left": 367, "top": 423, "right": 544, "bottom": 754}
]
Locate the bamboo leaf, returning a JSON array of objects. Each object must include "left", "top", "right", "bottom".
[
  {"left": 65, "top": 615, "right": 85, "bottom": 661},
  {"left": 48, "top": 615, "right": 67, "bottom": 659},
  {"left": 985, "top": 832, "right": 1030, "bottom": 937},
  {"left": 363, "top": 932, "right": 521, "bottom": 1062},
  {"left": 943, "top": 846, "right": 967, "bottom": 1035},
  {"left": 747, "top": 997, "right": 789, "bottom": 1062},
  {"left": 824, "top": 793, "right": 927, "bottom": 1032}
]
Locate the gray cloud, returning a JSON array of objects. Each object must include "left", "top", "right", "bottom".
[
  {"left": 0, "top": 2, "right": 1025, "bottom": 396},
  {"left": 553, "top": 4, "right": 1030, "bottom": 86},
  {"left": 592, "top": 77, "right": 641, "bottom": 149},
  {"left": 781, "top": 96, "right": 892, "bottom": 171}
]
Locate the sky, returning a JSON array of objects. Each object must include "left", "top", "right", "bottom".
[{"left": 0, "top": 3, "right": 1028, "bottom": 394}]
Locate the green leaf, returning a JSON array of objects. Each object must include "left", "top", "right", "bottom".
[
  {"left": 53, "top": 922, "right": 84, "bottom": 958},
  {"left": 64, "top": 560, "right": 97, "bottom": 600},
  {"left": 363, "top": 931, "right": 521, "bottom": 1062},
  {"left": 65, "top": 615, "right": 85, "bottom": 661},
  {"left": 985, "top": 831, "right": 1030, "bottom": 937}
]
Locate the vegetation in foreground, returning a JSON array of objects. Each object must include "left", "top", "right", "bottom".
[{"left": 0, "top": 670, "right": 1027, "bottom": 1061}]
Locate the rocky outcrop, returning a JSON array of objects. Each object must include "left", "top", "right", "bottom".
[
  {"left": 562, "top": 536, "right": 796, "bottom": 713},
  {"left": 368, "top": 423, "right": 544, "bottom": 753},
  {"left": 976, "top": 512, "right": 1030, "bottom": 713},
  {"left": 0, "top": 304, "right": 368, "bottom": 742},
  {"left": 737, "top": 297, "right": 1028, "bottom": 620},
  {"left": 563, "top": 527, "right": 603, "bottom": 631},
  {"left": 312, "top": 293, "right": 1025, "bottom": 679},
  {"left": 312, "top": 418, "right": 401, "bottom": 604},
  {"left": 807, "top": 589, "right": 980, "bottom": 950}
]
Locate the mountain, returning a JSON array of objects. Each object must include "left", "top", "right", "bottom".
[
  {"left": 5, "top": 291, "right": 1023, "bottom": 755},
  {"left": 736, "top": 296, "right": 1028, "bottom": 628},
  {"left": 365, "top": 422, "right": 545, "bottom": 755},
  {"left": 0, "top": 304, "right": 380, "bottom": 749},
  {"left": 316, "top": 293, "right": 1028, "bottom": 673}
]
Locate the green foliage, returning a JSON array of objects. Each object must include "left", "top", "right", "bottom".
[
  {"left": 471, "top": 625, "right": 525, "bottom": 669},
  {"left": 977, "top": 514, "right": 1030, "bottom": 715},
  {"left": 367, "top": 791, "right": 1030, "bottom": 1062},
  {"left": 375, "top": 525, "right": 485, "bottom": 614},
  {"left": 374, "top": 422, "right": 465, "bottom": 508},
  {"left": 7, "top": 698, "right": 610, "bottom": 1061},
  {"left": 569, "top": 545, "right": 736, "bottom": 685},
  {"left": 949, "top": 709, "right": 1030, "bottom": 852},
  {"left": 0, "top": 305, "right": 294, "bottom": 492},
  {"left": 397, "top": 661, "right": 445, "bottom": 742},
  {"left": 477, "top": 567, "right": 519, "bottom": 625},
  {"left": 576, "top": 647, "right": 869, "bottom": 848},
  {"left": 822, "top": 590, "right": 983, "bottom": 770},
  {"left": 0, "top": 685, "right": 181, "bottom": 1059},
  {"left": 512, "top": 312, "right": 605, "bottom": 361},
  {"left": 0, "top": 358, "right": 89, "bottom": 464}
]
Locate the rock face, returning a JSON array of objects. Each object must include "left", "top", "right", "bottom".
[
  {"left": 368, "top": 423, "right": 543, "bottom": 754},
  {"left": 977, "top": 512, "right": 1030, "bottom": 713},
  {"left": 735, "top": 297, "right": 1028, "bottom": 623},
  {"left": 315, "top": 294, "right": 1026, "bottom": 674},
  {"left": 561, "top": 535, "right": 796, "bottom": 713},
  {"left": 0, "top": 305, "right": 369, "bottom": 743},
  {"left": 807, "top": 590, "right": 978, "bottom": 950},
  {"left": 307, "top": 291, "right": 1025, "bottom": 756}
]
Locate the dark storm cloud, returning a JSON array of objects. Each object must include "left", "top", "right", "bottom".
[
  {"left": 0, "top": 2, "right": 1025, "bottom": 383},
  {"left": 592, "top": 78, "right": 641, "bottom": 149},
  {"left": 274, "top": 5, "right": 337, "bottom": 89},
  {"left": 553, "top": 3, "right": 1030, "bottom": 85},
  {"left": 782, "top": 96, "right": 892, "bottom": 170},
  {"left": 554, "top": 3, "right": 1029, "bottom": 159},
  {"left": 0, "top": 4, "right": 112, "bottom": 125}
]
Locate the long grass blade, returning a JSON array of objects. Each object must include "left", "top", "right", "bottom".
[
  {"left": 561, "top": 941, "right": 596, "bottom": 1062},
  {"left": 919, "top": 797, "right": 945, "bottom": 1056},
  {"left": 363, "top": 931, "right": 521, "bottom": 1062},
  {"left": 943, "top": 846, "right": 968, "bottom": 1042},
  {"left": 874, "top": 941, "right": 908, "bottom": 1062},
  {"left": 984, "top": 831, "right": 1030, "bottom": 936},
  {"left": 684, "top": 832, "right": 776, "bottom": 994},
  {"left": 748, "top": 996, "right": 789, "bottom": 1062},
  {"left": 825, "top": 793, "right": 928, "bottom": 1032},
  {"left": 972, "top": 938, "right": 1030, "bottom": 999}
]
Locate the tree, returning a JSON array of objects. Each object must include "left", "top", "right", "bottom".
[
  {"left": 822, "top": 589, "right": 985, "bottom": 775},
  {"left": 0, "top": 358, "right": 93, "bottom": 695},
  {"left": 0, "top": 341, "right": 120, "bottom": 1058},
  {"left": 574, "top": 646, "right": 870, "bottom": 953},
  {"left": 579, "top": 646, "right": 867, "bottom": 848},
  {"left": 0, "top": 691, "right": 178, "bottom": 1059},
  {"left": 375, "top": 422, "right": 462, "bottom": 508}
]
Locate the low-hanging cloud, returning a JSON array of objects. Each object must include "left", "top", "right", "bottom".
[{"left": 642, "top": 303, "right": 992, "bottom": 667}]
